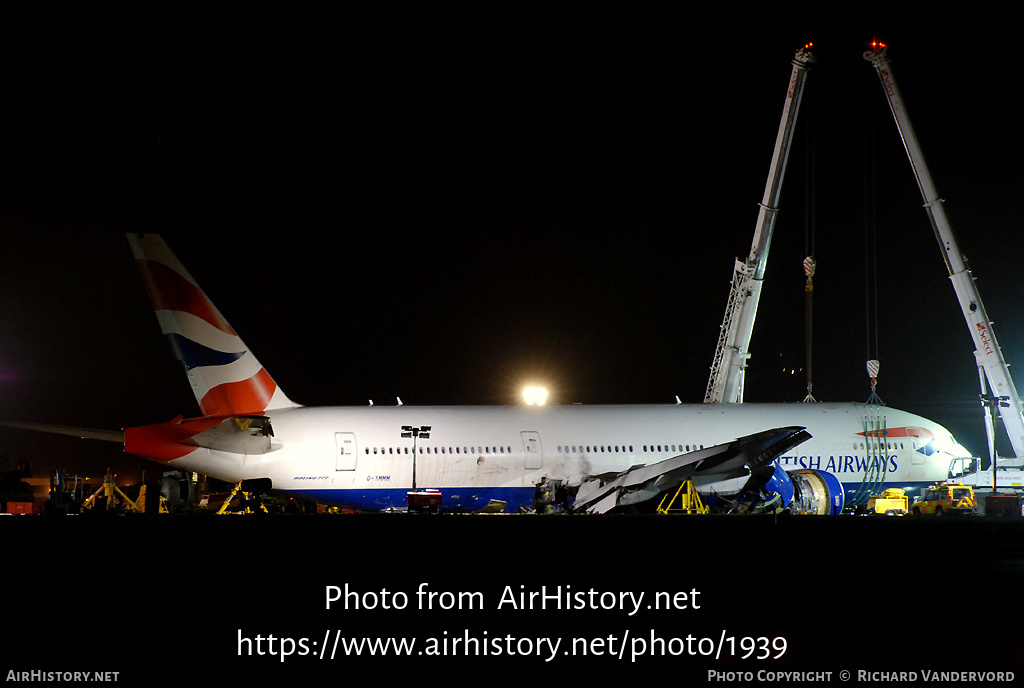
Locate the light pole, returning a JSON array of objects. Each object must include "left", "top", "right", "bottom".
[
  {"left": 980, "top": 395, "right": 1009, "bottom": 491},
  {"left": 401, "top": 425, "right": 431, "bottom": 493}
]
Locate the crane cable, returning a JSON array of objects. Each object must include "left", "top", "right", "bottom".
[
  {"left": 850, "top": 64, "right": 888, "bottom": 508},
  {"left": 864, "top": 68, "right": 883, "bottom": 406},
  {"left": 801, "top": 75, "right": 817, "bottom": 403}
]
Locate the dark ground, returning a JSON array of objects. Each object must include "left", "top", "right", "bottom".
[{"left": 4, "top": 513, "right": 1022, "bottom": 680}]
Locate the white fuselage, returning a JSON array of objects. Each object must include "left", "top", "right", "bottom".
[{"left": 161, "top": 401, "right": 970, "bottom": 512}]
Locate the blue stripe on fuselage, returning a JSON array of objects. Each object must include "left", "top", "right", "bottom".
[
  {"left": 841, "top": 480, "right": 931, "bottom": 505},
  {"left": 289, "top": 481, "right": 934, "bottom": 513},
  {"left": 295, "top": 486, "right": 535, "bottom": 513}
]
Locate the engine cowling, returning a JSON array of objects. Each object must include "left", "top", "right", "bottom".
[
  {"left": 781, "top": 468, "right": 844, "bottom": 515},
  {"left": 701, "top": 465, "right": 845, "bottom": 515}
]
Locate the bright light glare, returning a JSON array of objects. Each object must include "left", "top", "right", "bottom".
[
  {"left": 523, "top": 386, "right": 548, "bottom": 405},
  {"left": 935, "top": 434, "right": 972, "bottom": 459}
]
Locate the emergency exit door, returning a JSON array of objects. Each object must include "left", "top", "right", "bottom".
[
  {"left": 521, "top": 431, "right": 543, "bottom": 470},
  {"left": 335, "top": 432, "right": 358, "bottom": 470}
]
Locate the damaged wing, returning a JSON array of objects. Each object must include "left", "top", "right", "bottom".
[{"left": 572, "top": 426, "right": 810, "bottom": 513}]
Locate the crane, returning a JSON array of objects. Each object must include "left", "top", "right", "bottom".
[
  {"left": 864, "top": 42, "right": 1024, "bottom": 462},
  {"left": 705, "top": 45, "right": 815, "bottom": 404}
]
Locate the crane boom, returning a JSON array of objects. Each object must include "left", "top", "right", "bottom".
[
  {"left": 864, "top": 43, "right": 1024, "bottom": 459},
  {"left": 705, "top": 45, "right": 815, "bottom": 403}
]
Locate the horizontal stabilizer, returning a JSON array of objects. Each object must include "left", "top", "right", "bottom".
[
  {"left": 572, "top": 426, "right": 810, "bottom": 513},
  {"left": 123, "top": 414, "right": 276, "bottom": 463},
  {"left": 1, "top": 421, "right": 125, "bottom": 443}
]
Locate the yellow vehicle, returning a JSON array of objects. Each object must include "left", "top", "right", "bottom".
[
  {"left": 912, "top": 483, "right": 976, "bottom": 516},
  {"left": 867, "top": 488, "right": 908, "bottom": 516}
]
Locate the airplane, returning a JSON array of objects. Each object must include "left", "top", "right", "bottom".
[{"left": 7, "top": 235, "right": 974, "bottom": 514}]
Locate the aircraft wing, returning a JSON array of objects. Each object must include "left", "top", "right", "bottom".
[{"left": 572, "top": 426, "right": 810, "bottom": 513}]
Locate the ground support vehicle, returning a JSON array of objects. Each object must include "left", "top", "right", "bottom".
[
  {"left": 866, "top": 488, "right": 908, "bottom": 516},
  {"left": 911, "top": 484, "right": 976, "bottom": 516}
]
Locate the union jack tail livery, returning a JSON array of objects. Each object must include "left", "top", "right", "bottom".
[{"left": 128, "top": 234, "right": 298, "bottom": 417}]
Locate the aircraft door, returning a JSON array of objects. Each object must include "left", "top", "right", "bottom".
[
  {"left": 522, "top": 431, "right": 543, "bottom": 469},
  {"left": 335, "top": 432, "right": 358, "bottom": 471}
]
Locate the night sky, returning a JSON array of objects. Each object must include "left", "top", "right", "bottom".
[{"left": 2, "top": 8, "right": 1022, "bottom": 483}]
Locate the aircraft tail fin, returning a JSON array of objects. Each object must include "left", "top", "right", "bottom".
[{"left": 127, "top": 234, "right": 299, "bottom": 416}]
